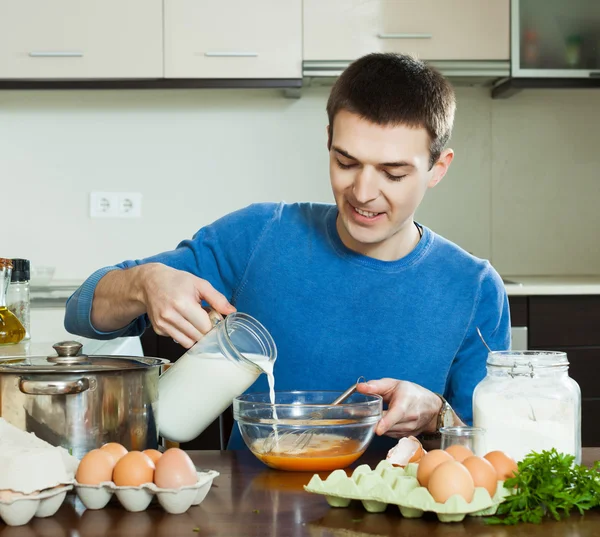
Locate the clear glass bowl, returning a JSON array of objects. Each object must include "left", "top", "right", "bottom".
[{"left": 233, "top": 390, "right": 383, "bottom": 472}]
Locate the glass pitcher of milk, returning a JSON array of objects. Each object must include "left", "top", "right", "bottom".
[{"left": 157, "top": 312, "right": 277, "bottom": 443}]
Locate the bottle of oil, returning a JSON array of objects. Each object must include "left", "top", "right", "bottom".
[{"left": 0, "top": 258, "right": 26, "bottom": 345}]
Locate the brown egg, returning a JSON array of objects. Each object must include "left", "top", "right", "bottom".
[
  {"left": 154, "top": 448, "right": 198, "bottom": 489},
  {"left": 76, "top": 449, "right": 115, "bottom": 485},
  {"left": 143, "top": 449, "right": 163, "bottom": 465},
  {"left": 113, "top": 451, "right": 155, "bottom": 487},
  {"left": 416, "top": 449, "right": 453, "bottom": 488},
  {"left": 427, "top": 460, "right": 475, "bottom": 503},
  {"left": 101, "top": 442, "right": 128, "bottom": 464},
  {"left": 444, "top": 444, "right": 473, "bottom": 462},
  {"left": 462, "top": 456, "right": 498, "bottom": 497},
  {"left": 484, "top": 451, "right": 518, "bottom": 481}
]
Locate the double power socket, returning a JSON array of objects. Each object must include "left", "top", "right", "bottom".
[{"left": 90, "top": 192, "right": 142, "bottom": 218}]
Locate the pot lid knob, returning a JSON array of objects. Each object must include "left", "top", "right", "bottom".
[
  {"left": 48, "top": 341, "right": 90, "bottom": 364},
  {"left": 52, "top": 341, "right": 84, "bottom": 357}
]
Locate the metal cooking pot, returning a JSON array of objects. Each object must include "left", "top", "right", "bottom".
[{"left": 0, "top": 341, "right": 169, "bottom": 460}]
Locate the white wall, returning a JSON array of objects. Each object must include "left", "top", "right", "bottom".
[{"left": 1, "top": 85, "right": 599, "bottom": 280}]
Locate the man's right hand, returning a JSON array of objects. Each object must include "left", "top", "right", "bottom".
[
  {"left": 140, "top": 264, "right": 235, "bottom": 348},
  {"left": 90, "top": 263, "right": 236, "bottom": 349}
]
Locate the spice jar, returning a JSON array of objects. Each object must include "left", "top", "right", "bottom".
[
  {"left": 7, "top": 258, "right": 30, "bottom": 341},
  {"left": 473, "top": 351, "right": 581, "bottom": 464}
]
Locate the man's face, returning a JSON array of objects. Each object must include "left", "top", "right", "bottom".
[{"left": 329, "top": 109, "right": 452, "bottom": 260}]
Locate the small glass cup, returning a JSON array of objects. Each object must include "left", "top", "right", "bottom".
[{"left": 440, "top": 426, "right": 486, "bottom": 457}]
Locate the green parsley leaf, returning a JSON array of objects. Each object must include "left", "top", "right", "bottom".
[{"left": 486, "top": 448, "right": 600, "bottom": 525}]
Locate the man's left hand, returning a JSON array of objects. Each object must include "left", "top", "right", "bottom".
[{"left": 356, "top": 378, "right": 443, "bottom": 437}]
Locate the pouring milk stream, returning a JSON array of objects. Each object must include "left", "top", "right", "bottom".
[{"left": 157, "top": 311, "right": 278, "bottom": 444}]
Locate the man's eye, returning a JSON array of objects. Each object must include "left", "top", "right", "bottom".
[
  {"left": 336, "top": 159, "right": 356, "bottom": 170},
  {"left": 384, "top": 171, "right": 408, "bottom": 181}
]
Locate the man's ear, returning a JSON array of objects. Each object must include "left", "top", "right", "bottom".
[{"left": 428, "top": 149, "right": 454, "bottom": 188}]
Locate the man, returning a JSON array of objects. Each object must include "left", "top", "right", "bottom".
[{"left": 65, "top": 53, "right": 510, "bottom": 451}]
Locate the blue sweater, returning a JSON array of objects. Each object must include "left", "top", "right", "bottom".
[{"left": 65, "top": 202, "right": 510, "bottom": 451}]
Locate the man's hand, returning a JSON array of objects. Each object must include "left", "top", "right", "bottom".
[
  {"left": 356, "top": 378, "right": 444, "bottom": 437},
  {"left": 90, "top": 263, "right": 235, "bottom": 348},
  {"left": 140, "top": 264, "right": 236, "bottom": 348}
]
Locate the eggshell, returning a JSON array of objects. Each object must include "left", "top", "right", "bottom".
[
  {"left": 75, "top": 450, "right": 115, "bottom": 485},
  {"left": 154, "top": 449, "right": 197, "bottom": 489},
  {"left": 386, "top": 436, "right": 426, "bottom": 467},
  {"left": 143, "top": 449, "right": 163, "bottom": 465},
  {"left": 427, "top": 460, "right": 475, "bottom": 503},
  {"left": 113, "top": 452, "right": 155, "bottom": 487},
  {"left": 462, "top": 456, "right": 498, "bottom": 497},
  {"left": 416, "top": 449, "right": 453, "bottom": 488},
  {"left": 484, "top": 451, "right": 518, "bottom": 481},
  {"left": 444, "top": 444, "right": 473, "bottom": 462},
  {"left": 101, "top": 443, "right": 128, "bottom": 464}
]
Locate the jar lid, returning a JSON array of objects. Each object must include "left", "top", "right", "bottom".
[
  {"left": 10, "top": 259, "right": 30, "bottom": 282},
  {"left": 487, "top": 350, "right": 568, "bottom": 368},
  {"left": 0, "top": 341, "right": 168, "bottom": 373}
]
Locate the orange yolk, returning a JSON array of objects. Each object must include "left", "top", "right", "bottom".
[{"left": 252, "top": 437, "right": 364, "bottom": 471}]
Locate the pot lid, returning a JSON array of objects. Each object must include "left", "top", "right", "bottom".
[{"left": 0, "top": 341, "right": 169, "bottom": 373}]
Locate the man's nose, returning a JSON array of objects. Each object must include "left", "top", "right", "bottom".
[{"left": 352, "top": 168, "right": 379, "bottom": 204}]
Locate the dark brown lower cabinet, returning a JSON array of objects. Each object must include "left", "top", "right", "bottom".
[
  {"left": 142, "top": 295, "right": 600, "bottom": 449},
  {"left": 525, "top": 295, "right": 600, "bottom": 448}
]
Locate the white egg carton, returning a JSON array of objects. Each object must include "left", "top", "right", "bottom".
[
  {"left": 0, "top": 484, "right": 73, "bottom": 526},
  {"left": 75, "top": 470, "right": 219, "bottom": 514}
]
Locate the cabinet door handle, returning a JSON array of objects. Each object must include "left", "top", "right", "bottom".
[
  {"left": 203, "top": 52, "right": 258, "bottom": 57},
  {"left": 377, "top": 33, "right": 432, "bottom": 40},
  {"left": 29, "top": 51, "right": 84, "bottom": 58}
]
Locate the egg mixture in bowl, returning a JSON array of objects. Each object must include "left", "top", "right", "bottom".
[{"left": 233, "top": 391, "right": 382, "bottom": 471}]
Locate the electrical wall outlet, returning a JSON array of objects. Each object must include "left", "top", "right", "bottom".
[
  {"left": 90, "top": 192, "right": 118, "bottom": 218},
  {"left": 117, "top": 192, "right": 142, "bottom": 218},
  {"left": 90, "top": 192, "right": 142, "bottom": 218}
]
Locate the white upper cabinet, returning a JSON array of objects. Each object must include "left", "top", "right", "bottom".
[
  {"left": 0, "top": 0, "right": 163, "bottom": 79},
  {"left": 304, "top": 0, "right": 510, "bottom": 62},
  {"left": 164, "top": 0, "right": 302, "bottom": 79}
]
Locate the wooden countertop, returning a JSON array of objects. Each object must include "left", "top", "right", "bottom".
[{"left": 4, "top": 449, "right": 600, "bottom": 537}]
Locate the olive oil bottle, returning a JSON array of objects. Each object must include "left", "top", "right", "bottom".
[{"left": 0, "top": 258, "right": 25, "bottom": 345}]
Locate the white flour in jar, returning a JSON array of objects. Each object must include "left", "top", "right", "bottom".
[{"left": 473, "top": 390, "right": 577, "bottom": 462}]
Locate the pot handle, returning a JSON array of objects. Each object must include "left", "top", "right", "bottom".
[{"left": 19, "top": 377, "right": 90, "bottom": 395}]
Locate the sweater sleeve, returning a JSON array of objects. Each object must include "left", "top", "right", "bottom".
[
  {"left": 64, "top": 203, "right": 281, "bottom": 340},
  {"left": 444, "top": 263, "right": 511, "bottom": 425}
]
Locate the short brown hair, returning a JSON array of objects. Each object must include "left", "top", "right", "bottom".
[{"left": 326, "top": 53, "right": 456, "bottom": 169}]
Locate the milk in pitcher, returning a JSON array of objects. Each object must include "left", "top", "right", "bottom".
[{"left": 159, "top": 351, "right": 274, "bottom": 443}]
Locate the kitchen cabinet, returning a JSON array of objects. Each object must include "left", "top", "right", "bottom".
[
  {"left": 303, "top": 0, "right": 510, "bottom": 62},
  {"left": 164, "top": 0, "right": 302, "bottom": 79},
  {"left": 0, "top": 0, "right": 163, "bottom": 79},
  {"left": 513, "top": 0, "right": 600, "bottom": 75},
  {"left": 513, "top": 295, "right": 600, "bottom": 447}
]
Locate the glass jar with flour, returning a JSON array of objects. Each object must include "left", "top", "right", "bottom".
[
  {"left": 473, "top": 351, "right": 581, "bottom": 464},
  {"left": 157, "top": 312, "right": 277, "bottom": 444}
]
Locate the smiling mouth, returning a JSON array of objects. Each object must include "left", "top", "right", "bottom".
[{"left": 352, "top": 205, "right": 383, "bottom": 219}]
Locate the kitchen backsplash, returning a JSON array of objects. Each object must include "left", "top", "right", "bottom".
[{"left": 1, "top": 86, "right": 599, "bottom": 280}]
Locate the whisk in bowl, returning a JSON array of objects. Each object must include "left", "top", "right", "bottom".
[{"left": 261, "top": 377, "right": 367, "bottom": 454}]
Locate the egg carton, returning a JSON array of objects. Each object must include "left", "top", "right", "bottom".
[
  {"left": 75, "top": 470, "right": 219, "bottom": 514},
  {"left": 0, "top": 484, "right": 73, "bottom": 527},
  {"left": 304, "top": 460, "right": 511, "bottom": 523}
]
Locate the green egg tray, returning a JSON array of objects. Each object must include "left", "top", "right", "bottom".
[{"left": 304, "top": 460, "right": 511, "bottom": 523}]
